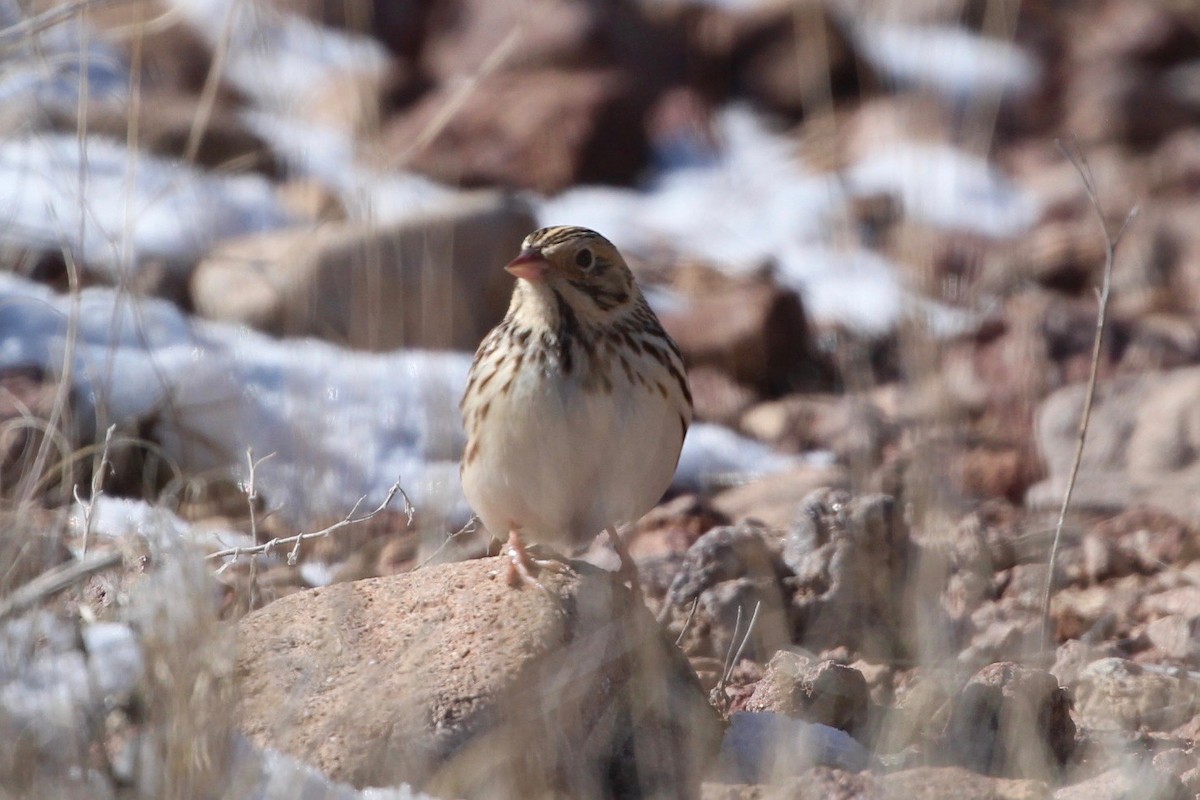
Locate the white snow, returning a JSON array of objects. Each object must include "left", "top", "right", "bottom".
[
  {"left": 3, "top": 273, "right": 791, "bottom": 526},
  {"left": 540, "top": 107, "right": 1028, "bottom": 336},
  {"left": 854, "top": 23, "right": 1041, "bottom": 100},
  {"left": 675, "top": 424, "right": 799, "bottom": 493},
  {"left": 1, "top": 273, "right": 469, "bottom": 526},
  {"left": 844, "top": 142, "right": 1039, "bottom": 238},
  {"left": 0, "top": 134, "right": 291, "bottom": 278}
]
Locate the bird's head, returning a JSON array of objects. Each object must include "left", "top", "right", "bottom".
[{"left": 505, "top": 226, "right": 638, "bottom": 323}]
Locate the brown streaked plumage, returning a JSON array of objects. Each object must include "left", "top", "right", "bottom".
[{"left": 459, "top": 226, "right": 692, "bottom": 594}]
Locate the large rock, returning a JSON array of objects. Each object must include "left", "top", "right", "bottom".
[
  {"left": 374, "top": 69, "right": 652, "bottom": 193},
  {"left": 659, "top": 280, "right": 817, "bottom": 395},
  {"left": 236, "top": 558, "right": 721, "bottom": 797},
  {"left": 1028, "top": 368, "right": 1200, "bottom": 522},
  {"left": 1070, "top": 657, "right": 1199, "bottom": 732},
  {"left": 942, "top": 663, "right": 1075, "bottom": 780},
  {"left": 191, "top": 192, "right": 534, "bottom": 350},
  {"left": 743, "top": 651, "right": 869, "bottom": 736},
  {"left": 783, "top": 489, "right": 910, "bottom": 658}
]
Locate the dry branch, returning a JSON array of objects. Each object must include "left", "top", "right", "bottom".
[
  {"left": 208, "top": 478, "right": 413, "bottom": 570},
  {"left": 1039, "top": 138, "right": 1138, "bottom": 648}
]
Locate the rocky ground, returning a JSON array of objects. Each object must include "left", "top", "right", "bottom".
[{"left": 6, "top": 0, "right": 1200, "bottom": 798}]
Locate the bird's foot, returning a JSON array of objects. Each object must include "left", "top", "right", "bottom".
[{"left": 504, "top": 531, "right": 570, "bottom": 591}]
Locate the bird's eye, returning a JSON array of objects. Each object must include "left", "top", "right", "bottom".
[{"left": 575, "top": 248, "right": 594, "bottom": 270}]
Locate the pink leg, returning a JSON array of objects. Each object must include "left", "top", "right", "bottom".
[{"left": 505, "top": 530, "right": 546, "bottom": 590}]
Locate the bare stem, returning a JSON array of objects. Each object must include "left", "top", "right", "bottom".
[
  {"left": 1039, "top": 138, "right": 1138, "bottom": 649},
  {"left": 209, "top": 478, "right": 412, "bottom": 569}
]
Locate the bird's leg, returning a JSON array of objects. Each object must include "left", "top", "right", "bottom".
[
  {"left": 505, "top": 529, "right": 546, "bottom": 589},
  {"left": 606, "top": 526, "right": 644, "bottom": 605}
]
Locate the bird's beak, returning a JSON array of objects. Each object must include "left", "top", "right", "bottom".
[{"left": 505, "top": 249, "right": 549, "bottom": 282}]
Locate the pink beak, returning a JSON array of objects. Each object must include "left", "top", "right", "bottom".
[{"left": 505, "top": 249, "right": 549, "bottom": 282}]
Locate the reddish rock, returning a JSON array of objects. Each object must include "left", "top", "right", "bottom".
[
  {"left": 1054, "top": 765, "right": 1187, "bottom": 800},
  {"left": 237, "top": 558, "right": 720, "bottom": 796},
  {"left": 696, "top": 0, "right": 871, "bottom": 118},
  {"left": 943, "top": 662, "right": 1075, "bottom": 780},
  {"left": 744, "top": 651, "right": 869, "bottom": 736},
  {"left": 192, "top": 191, "right": 534, "bottom": 350},
  {"left": 375, "top": 69, "right": 651, "bottom": 193},
  {"left": 1071, "top": 657, "right": 1199, "bottom": 732},
  {"left": 660, "top": 279, "right": 817, "bottom": 394}
]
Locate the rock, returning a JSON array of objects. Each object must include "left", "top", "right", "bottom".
[
  {"left": 702, "top": 766, "right": 879, "bottom": 800},
  {"left": 659, "top": 280, "right": 816, "bottom": 394},
  {"left": 374, "top": 69, "right": 651, "bottom": 193},
  {"left": 236, "top": 558, "right": 720, "bottom": 797},
  {"left": 942, "top": 662, "right": 1075, "bottom": 780},
  {"left": 700, "top": 0, "right": 869, "bottom": 118},
  {"left": 265, "top": 0, "right": 431, "bottom": 60},
  {"left": 49, "top": 92, "right": 277, "bottom": 175},
  {"left": 663, "top": 522, "right": 791, "bottom": 662},
  {"left": 880, "top": 766, "right": 1049, "bottom": 800},
  {"left": 743, "top": 652, "right": 869, "bottom": 736},
  {"left": 1054, "top": 765, "right": 1187, "bottom": 800},
  {"left": 710, "top": 466, "right": 849, "bottom": 531},
  {"left": 418, "top": 0, "right": 685, "bottom": 88},
  {"left": 1145, "top": 615, "right": 1200, "bottom": 663},
  {"left": 0, "top": 365, "right": 87, "bottom": 504},
  {"left": 1026, "top": 375, "right": 1153, "bottom": 515},
  {"left": 1126, "top": 367, "right": 1200, "bottom": 520},
  {"left": 81, "top": 622, "right": 144, "bottom": 706},
  {"left": 688, "top": 366, "right": 759, "bottom": 427},
  {"left": 783, "top": 489, "right": 910, "bottom": 657},
  {"left": 739, "top": 394, "right": 893, "bottom": 462},
  {"left": 1071, "top": 658, "right": 1199, "bottom": 732},
  {"left": 716, "top": 712, "right": 871, "bottom": 784},
  {"left": 191, "top": 192, "right": 534, "bottom": 350},
  {"left": 667, "top": 522, "right": 784, "bottom": 606}
]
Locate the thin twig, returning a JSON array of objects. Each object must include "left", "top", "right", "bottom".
[
  {"left": 724, "top": 601, "right": 762, "bottom": 686},
  {"left": 208, "top": 478, "right": 411, "bottom": 568},
  {"left": 76, "top": 424, "right": 116, "bottom": 557},
  {"left": 242, "top": 449, "right": 274, "bottom": 548},
  {"left": 675, "top": 596, "right": 701, "bottom": 646},
  {"left": 0, "top": 551, "right": 122, "bottom": 621},
  {"left": 1040, "top": 138, "right": 1139, "bottom": 648},
  {"left": 418, "top": 515, "right": 479, "bottom": 569}
]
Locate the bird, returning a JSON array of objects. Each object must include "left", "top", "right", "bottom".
[{"left": 459, "top": 225, "right": 693, "bottom": 595}]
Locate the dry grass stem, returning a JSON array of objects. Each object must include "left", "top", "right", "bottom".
[
  {"left": 1039, "top": 137, "right": 1139, "bottom": 648},
  {"left": 417, "top": 514, "right": 479, "bottom": 569},
  {"left": 75, "top": 423, "right": 116, "bottom": 556}
]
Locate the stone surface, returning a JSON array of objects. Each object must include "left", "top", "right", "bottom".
[
  {"left": 709, "top": 466, "right": 849, "bottom": 531},
  {"left": 744, "top": 651, "right": 869, "bottom": 736},
  {"left": 1070, "top": 657, "right": 1199, "bottom": 732},
  {"left": 783, "top": 489, "right": 910, "bottom": 657},
  {"left": 663, "top": 522, "right": 791, "bottom": 662},
  {"left": 1054, "top": 765, "right": 1187, "bottom": 800},
  {"left": 881, "top": 767, "right": 1049, "bottom": 800},
  {"left": 191, "top": 192, "right": 534, "bottom": 350},
  {"left": 236, "top": 558, "right": 721, "bottom": 797},
  {"left": 659, "top": 280, "right": 815, "bottom": 394},
  {"left": 374, "top": 69, "right": 651, "bottom": 193},
  {"left": 716, "top": 712, "right": 870, "bottom": 784},
  {"left": 942, "top": 662, "right": 1075, "bottom": 780}
]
